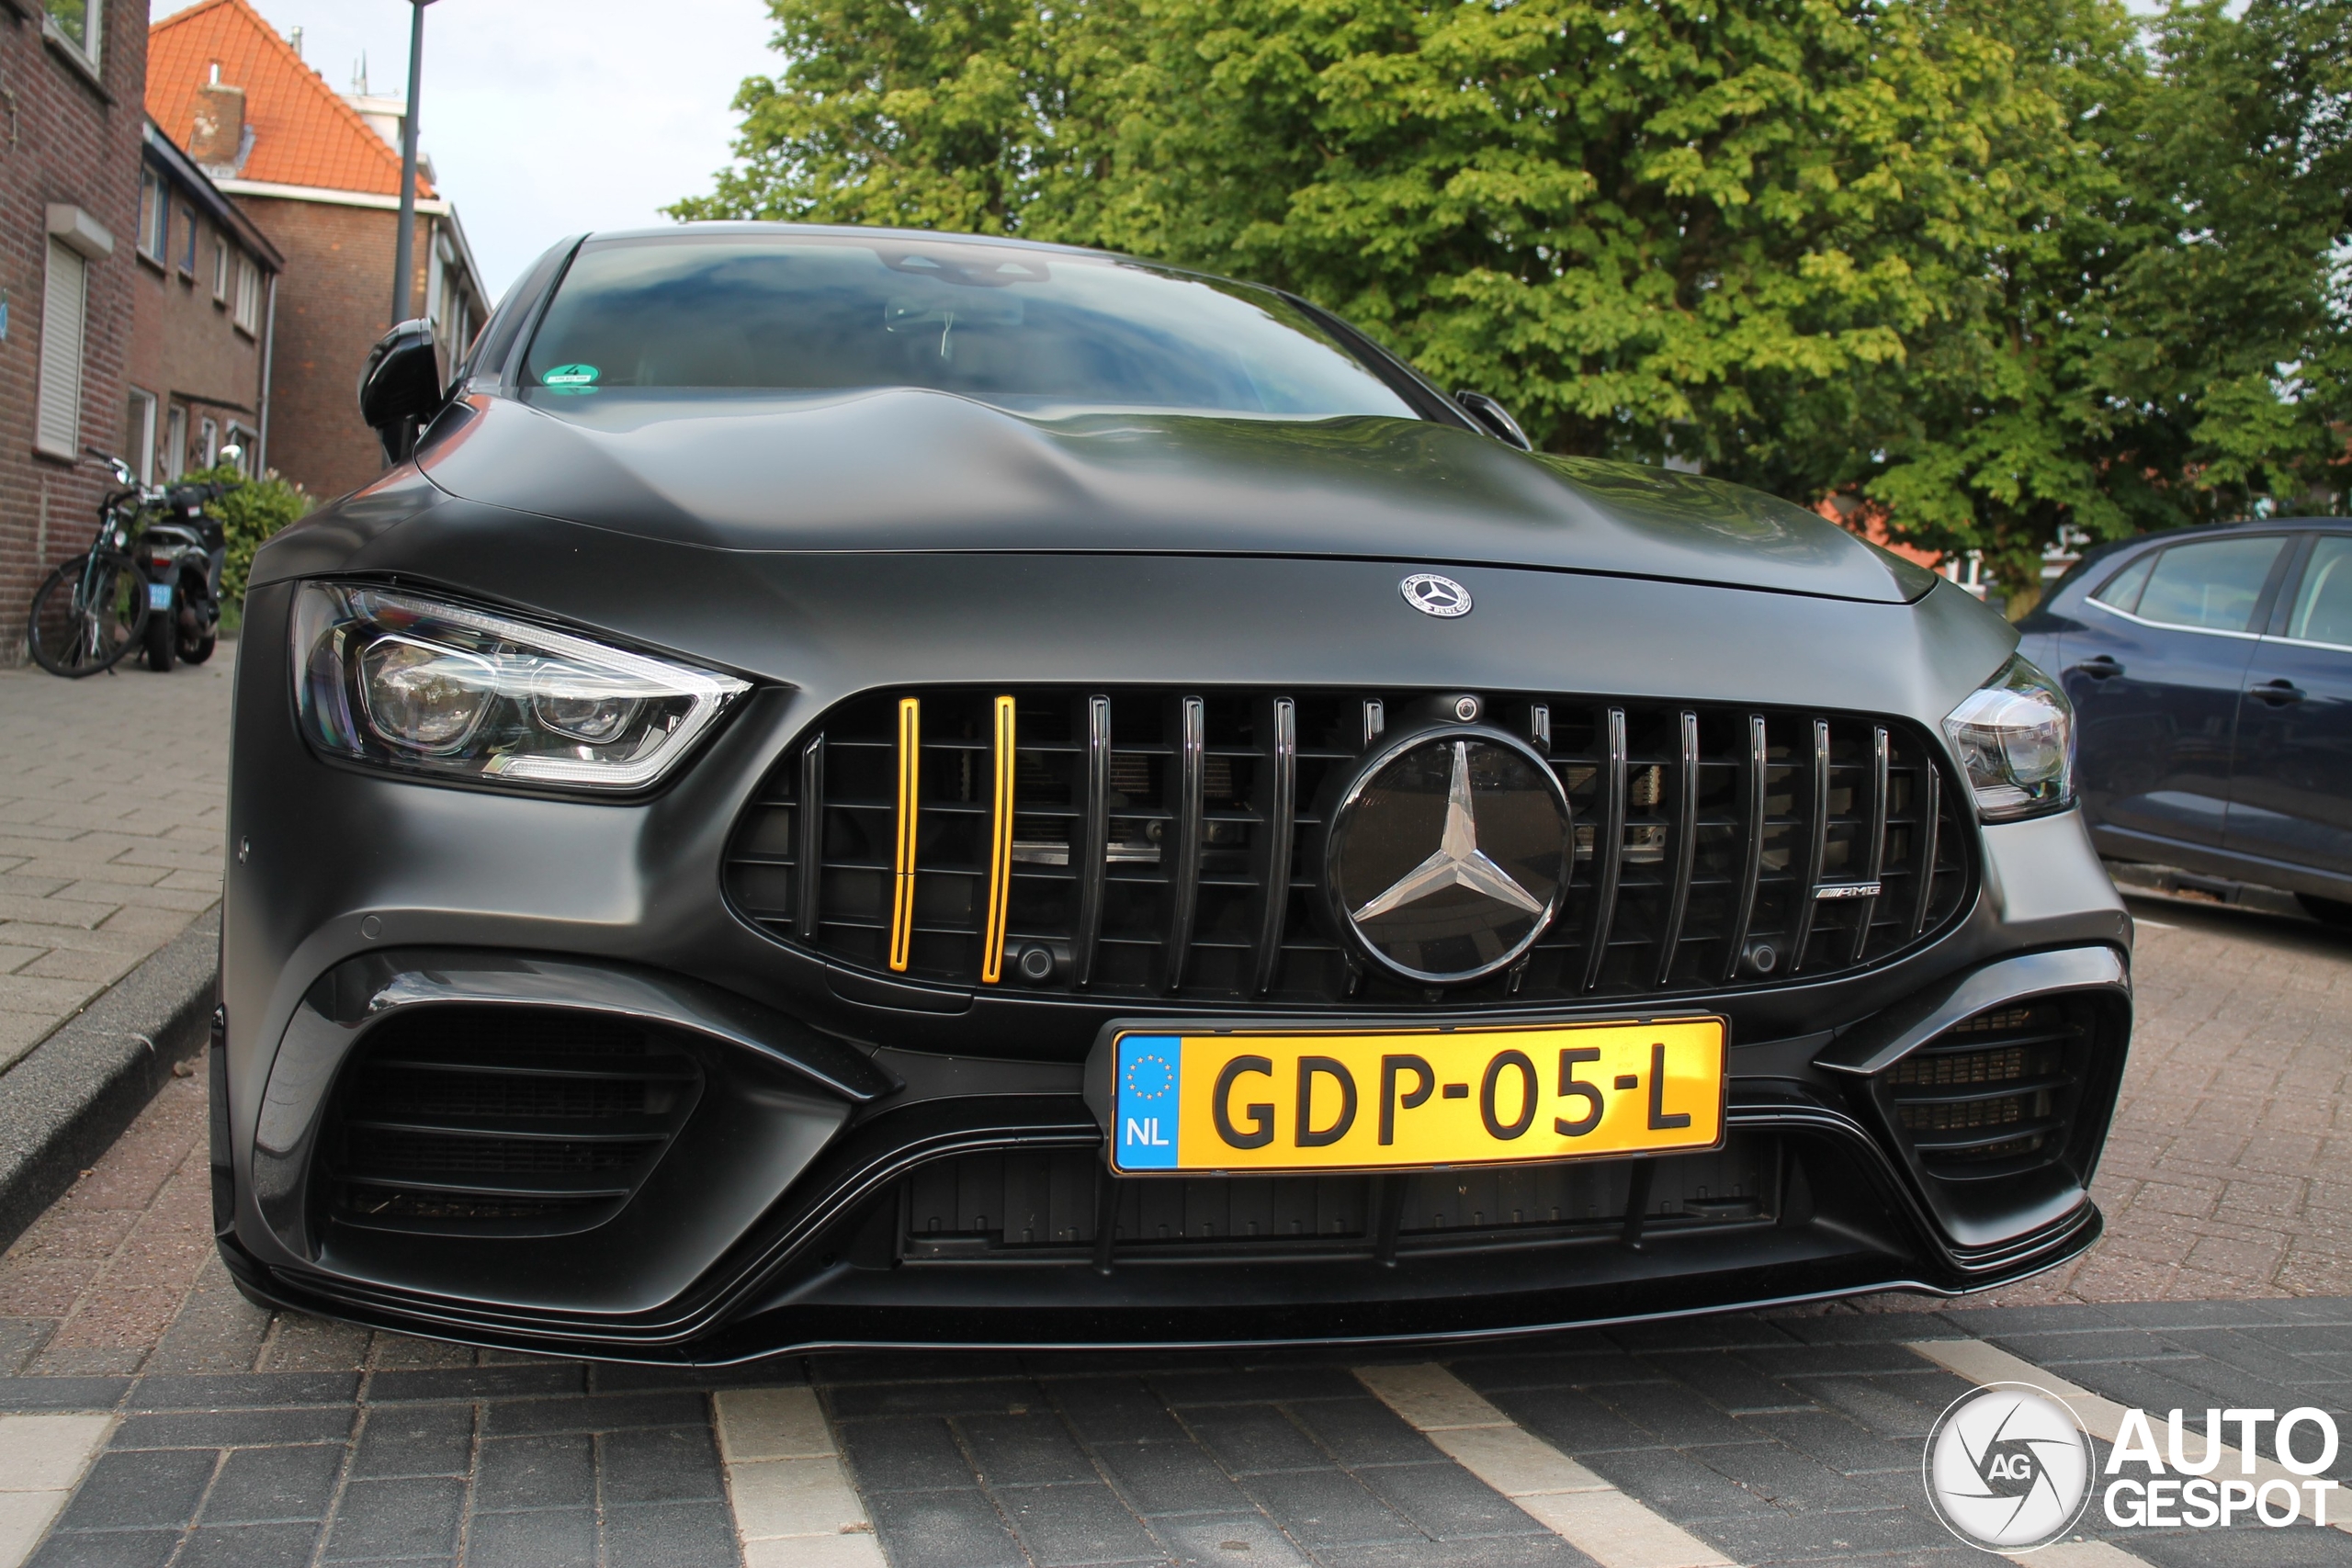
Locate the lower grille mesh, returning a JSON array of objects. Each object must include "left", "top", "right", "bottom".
[
  {"left": 1882, "top": 1000, "right": 2086, "bottom": 1178},
  {"left": 322, "top": 1008, "right": 703, "bottom": 1237},
  {"left": 899, "top": 1141, "right": 1776, "bottom": 1259}
]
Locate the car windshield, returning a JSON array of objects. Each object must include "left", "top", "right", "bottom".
[{"left": 518, "top": 235, "right": 1420, "bottom": 420}]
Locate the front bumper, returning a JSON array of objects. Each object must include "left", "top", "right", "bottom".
[
  {"left": 220, "top": 563, "right": 2132, "bottom": 1360},
  {"left": 213, "top": 928, "right": 2129, "bottom": 1362}
]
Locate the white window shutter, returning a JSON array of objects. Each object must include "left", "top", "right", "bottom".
[{"left": 37, "top": 239, "right": 87, "bottom": 459}]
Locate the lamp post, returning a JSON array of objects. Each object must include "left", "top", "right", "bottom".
[{"left": 390, "top": 0, "right": 439, "bottom": 327}]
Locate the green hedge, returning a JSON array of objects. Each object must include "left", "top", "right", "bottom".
[{"left": 182, "top": 463, "right": 314, "bottom": 617}]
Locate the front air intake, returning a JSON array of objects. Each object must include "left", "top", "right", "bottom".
[
  {"left": 319, "top": 1008, "right": 703, "bottom": 1237},
  {"left": 725, "top": 687, "right": 1971, "bottom": 1009},
  {"left": 898, "top": 1138, "right": 1780, "bottom": 1260},
  {"left": 1881, "top": 1000, "right": 2093, "bottom": 1179}
]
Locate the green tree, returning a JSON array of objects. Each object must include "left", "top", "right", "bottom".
[
  {"left": 1866, "top": 0, "right": 2352, "bottom": 595},
  {"left": 676, "top": 0, "right": 2352, "bottom": 599}
]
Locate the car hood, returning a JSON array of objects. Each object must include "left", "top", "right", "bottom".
[{"left": 415, "top": 389, "right": 1934, "bottom": 604}]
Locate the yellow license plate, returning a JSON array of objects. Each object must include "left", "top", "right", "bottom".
[{"left": 1104, "top": 1018, "right": 1725, "bottom": 1175}]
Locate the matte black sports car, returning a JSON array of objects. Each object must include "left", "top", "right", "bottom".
[{"left": 218, "top": 225, "right": 2132, "bottom": 1360}]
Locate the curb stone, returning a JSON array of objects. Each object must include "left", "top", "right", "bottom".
[{"left": 0, "top": 906, "right": 218, "bottom": 1251}]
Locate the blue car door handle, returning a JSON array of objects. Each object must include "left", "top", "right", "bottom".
[
  {"left": 2074, "top": 655, "right": 2124, "bottom": 679},
  {"left": 2250, "top": 678, "right": 2305, "bottom": 705}
]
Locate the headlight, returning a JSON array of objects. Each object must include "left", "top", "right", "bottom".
[
  {"left": 1942, "top": 654, "right": 2074, "bottom": 821},
  {"left": 292, "top": 582, "right": 749, "bottom": 792}
]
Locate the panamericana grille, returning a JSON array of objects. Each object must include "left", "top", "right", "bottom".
[
  {"left": 899, "top": 1139, "right": 1776, "bottom": 1260},
  {"left": 725, "top": 689, "right": 1969, "bottom": 1006},
  {"left": 1882, "top": 999, "right": 2089, "bottom": 1179},
  {"left": 321, "top": 1009, "right": 703, "bottom": 1236}
]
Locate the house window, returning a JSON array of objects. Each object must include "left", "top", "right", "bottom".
[
  {"left": 212, "top": 239, "right": 229, "bottom": 302},
  {"left": 233, "top": 256, "right": 260, "bottom": 334},
  {"left": 224, "top": 423, "right": 254, "bottom": 475},
  {"left": 122, "top": 389, "right": 157, "bottom": 485},
  {"left": 198, "top": 416, "right": 219, "bottom": 469},
  {"left": 178, "top": 208, "right": 198, "bottom": 274},
  {"left": 138, "top": 170, "right": 168, "bottom": 263},
  {"left": 164, "top": 405, "right": 187, "bottom": 479},
  {"left": 35, "top": 239, "right": 87, "bottom": 459},
  {"left": 44, "top": 0, "right": 101, "bottom": 68}
]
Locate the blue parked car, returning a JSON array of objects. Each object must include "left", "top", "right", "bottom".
[{"left": 2018, "top": 518, "right": 2352, "bottom": 927}]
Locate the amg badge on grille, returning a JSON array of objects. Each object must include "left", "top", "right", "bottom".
[{"left": 1325, "top": 730, "right": 1571, "bottom": 983}]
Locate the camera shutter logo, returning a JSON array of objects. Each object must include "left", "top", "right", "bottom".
[{"left": 1924, "top": 1382, "right": 2094, "bottom": 1551}]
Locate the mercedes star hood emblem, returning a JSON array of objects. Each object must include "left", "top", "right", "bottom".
[{"left": 1400, "top": 573, "right": 1472, "bottom": 617}]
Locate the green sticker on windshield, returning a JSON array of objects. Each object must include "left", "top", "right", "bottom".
[{"left": 541, "top": 363, "right": 600, "bottom": 387}]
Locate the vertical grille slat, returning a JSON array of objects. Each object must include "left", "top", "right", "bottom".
[
  {"left": 1580, "top": 707, "right": 1629, "bottom": 994},
  {"left": 1163, "top": 696, "right": 1206, "bottom": 994},
  {"left": 1723, "top": 714, "right": 1768, "bottom": 982},
  {"left": 1908, "top": 762, "right": 1942, "bottom": 941},
  {"left": 794, "top": 736, "right": 824, "bottom": 939},
  {"left": 1847, "top": 726, "right": 1891, "bottom": 965},
  {"left": 1072, "top": 694, "right": 1112, "bottom": 988},
  {"left": 730, "top": 688, "right": 1969, "bottom": 1008},
  {"left": 1788, "top": 718, "right": 1832, "bottom": 973},
  {"left": 1252, "top": 697, "right": 1297, "bottom": 997},
  {"left": 1654, "top": 711, "right": 1701, "bottom": 988}
]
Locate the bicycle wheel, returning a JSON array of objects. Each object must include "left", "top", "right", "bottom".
[{"left": 28, "top": 553, "right": 150, "bottom": 677}]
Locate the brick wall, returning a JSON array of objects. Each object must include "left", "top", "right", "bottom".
[
  {"left": 127, "top": 188, "right": 268, "bottom": 479},
  {"left": 0, "top": 2, "right": 151, "bottom": 662},
  {"left": 232, "top": 199, "right": 456, "bottom": 504}
]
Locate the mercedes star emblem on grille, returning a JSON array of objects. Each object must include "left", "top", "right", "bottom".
[
  {"left": 1400, "top": 573, "right": 1472, "bottom": 617},
  {"left": 1325, "top": 728, "right": 1571, "bottom": 984}
]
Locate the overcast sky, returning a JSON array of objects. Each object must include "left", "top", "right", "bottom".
[{"left": 160, "top": 0, "right": 780, "bottom": 303}]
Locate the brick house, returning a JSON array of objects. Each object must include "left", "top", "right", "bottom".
[
  {"left": 125, "top": 115, "right": 281, "bottom": 483},
  {"left": 147, "top": 0, "right": 485, "bottom": 503},
  {"left": 1, "top": 0, "right": 151, "bottom": 661}
]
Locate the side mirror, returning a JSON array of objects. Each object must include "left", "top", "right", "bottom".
[
  {"left": 359, "top": 319, "right": 448, "bottom": 466},
  {"left": 1453, "top": 390, "right": 1532, "bottom": 451}
]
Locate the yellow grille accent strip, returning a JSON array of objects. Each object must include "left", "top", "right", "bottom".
[
  {"left": 981, "top": 694, "right": 1017, "bottom": 984},
  {"left": 889, "top": 697, "right": 920, "bottom": 973}
]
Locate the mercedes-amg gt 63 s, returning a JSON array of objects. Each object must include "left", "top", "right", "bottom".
[{"left": 217, "top": 224, "right": 2131, "bottom": 1360}]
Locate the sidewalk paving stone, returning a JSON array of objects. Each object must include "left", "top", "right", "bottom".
[{"left": 0, "top": 657, "right": 232, "bottom": 1077}]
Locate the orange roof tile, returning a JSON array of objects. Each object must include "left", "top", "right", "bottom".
[{"left": 148, "top": 0, "right": 435, "bottom": 198}]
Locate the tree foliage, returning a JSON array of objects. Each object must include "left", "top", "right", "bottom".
[
  {"left": 673, "top": 0, "right": 2352, "bottom": 596},
  {"left": 183, "top": 463, "right": 314, "bottom": 612}
]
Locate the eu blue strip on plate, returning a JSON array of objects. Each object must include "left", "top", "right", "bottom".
[{"left": 1115, "top": 1033, "right": 1181, "bottom": 1169}]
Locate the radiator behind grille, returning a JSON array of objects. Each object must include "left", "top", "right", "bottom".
[
  {"left": 1881, "top": 999, "right": 2088, "bottom": 1179},
  {"left": 726, "top": 687, "right": 1969, "bottom": 1008}
]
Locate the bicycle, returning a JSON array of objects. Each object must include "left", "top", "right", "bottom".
[
  {"left": 26, "top": 452, "right": 150, "bottom": 677},
  {"left": 27, "top": 449, "right": 240, "bottom": 676}
]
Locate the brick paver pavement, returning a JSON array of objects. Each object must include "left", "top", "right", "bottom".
[{"left": 0, "top": 657, "right": 232, "bottom": 1070}]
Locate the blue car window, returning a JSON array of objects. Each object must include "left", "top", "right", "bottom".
[
  {"left": 2088, "top": 552, "right": 2154, "bottom": 614},
  {"left": 2287, "top": 536, "right": 2352, "bottom": 649},
  {"left": 521, "top": 237, "right": 1419, "bottom": 421},
  {"left": 2132, "top": 536, "right": 2283, "bottom": 633}
]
